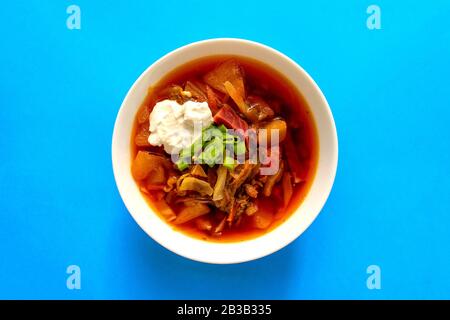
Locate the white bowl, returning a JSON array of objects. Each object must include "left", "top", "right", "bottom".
[{"left": 112, "top": 38, "right": 338, "bottom": 264}]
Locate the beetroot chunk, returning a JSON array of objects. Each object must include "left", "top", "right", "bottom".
[{"left": 213, "top": 104, "right": 248, "bottom": 132}]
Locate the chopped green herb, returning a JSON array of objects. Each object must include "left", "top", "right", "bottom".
[{"left": 175, "top": 124, "right": 246, "bottom": 171}]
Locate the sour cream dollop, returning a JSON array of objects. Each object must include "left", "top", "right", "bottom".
[{"left": 148, "top": 99, "right": 213, "bottom": 154}]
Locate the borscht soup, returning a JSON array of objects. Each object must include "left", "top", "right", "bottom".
[{"left": 131, "top": 56, "right": 318, "bottom": 242}]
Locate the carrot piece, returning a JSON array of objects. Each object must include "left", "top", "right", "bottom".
[
  {"left": 282, "top": 171, "right": 293, "bottom": 207},
  {"left": 227, "top": 200, "right": 236, "bottom": 225},
  {"left": 223, "top": 81, "right": 248, "bottom": 115},
  {"left": 214, "top": 216, "right": 227, "bottom": 235}
]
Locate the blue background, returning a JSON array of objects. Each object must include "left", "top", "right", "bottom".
[{"left": 1, "top": 0, "right": 449, "bottom": 299}]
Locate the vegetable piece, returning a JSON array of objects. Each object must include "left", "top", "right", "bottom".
[
  {"left": 226, "top": 200, "right": 236, "bottom": 224},
  {"left": 223, "top": 155, "right": 235, "bottom": 170},
  {"left": 190, "top": 164, "right": 207, "bottom": 178},
  {"left": 134, "top": 123, "right": 150, "bottom": 147},
  {"left": 252, "top": 210, "right": 273, "bottom": 229},
  {"left": 263, "top": 160, "right": 284, "bottom": 197},
  {"left": 234, "top": 136, "right": 246, "bottom": 156},
  {"left": 145, "top": 165, "right": 166, "bottom": 185},
  {"left": 177, "top": 124, "right": 245, "bottom": 170},
  {"left": 176, "top": 147, "right": 192, "bottom": 171},
  {"left": 157, "top": 85, "right": 190, "bottom": 104},
  {"left": 245, "top": 202, "right": 258, "bottom": 216},
  {"left": 132, "top": 151, "right": 172, "bottom": 180},
  {"left": 203, "top": 59, "right": 245, "bottom": 97},
  {"left": 213, "top": 216, "right": 227, "bottom": 234},
  {"left": 184, "top": 80, "right": 207, "bottom": 101},
  {"left": 282, "top": 171, "right": 293, "bottom": 207},
  {"left": 174, "top": 203, "right": 210, "bottom": 224},
  {"left": 195, "top": 216, "right": 212, "bottom": 231},
  {"left": 213, "top": 104, "right": 249, "bottom": 132},
  {"left": 224, "top": 81, "right": 248, "bottom": 116},
  {"left": 246, "top": 95, "right": 275, "bottom": 122},
  {"left": 137, "top": 105, "right": 149, "bottom": 124},
  {"left": 197, "top": 136, "right": 224, "bottom": 167},
  {"left": 230, "top": 161, "right": 255, "bottom": 191},
  {"left": 201, "top": 124, "right": 226, "bottom": 142},
  {"left": 244, "top": 184, "right": 258, "bottom": 198},
  {"left": 223, "top": 83, "right": 276, "bottom": 123},
  {"left": 213, "top": 166, "right": 228, "bottom": 201},
  {"left": 176, "top": 162, "right": 189, "bottom": 171},
  {"left": 154, "top": 199, "right": 176, "bottom": 222},
  {"left": 284, "top": 133, "right": 306, "bottom": 183},
  {"left": 260, "top": 119, "right": 287, "bottom": 145},
  {"left": 206, "top": 85, "right": 220, "bottom": 115},
  {"left": 164, "top": 175, "right": 178, "bottom": 192},
  {"left": 176, "top": 125, "right": 222, "bottom": 170},
  {"left": 178, "top": 177, "right": 214, "bottom": 196},
  {"left": 213, "top": 162, "right": 255, "bottom": 214}
]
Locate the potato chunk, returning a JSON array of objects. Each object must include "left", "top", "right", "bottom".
[{"left": 131, "top": 151, "right": 171, "bottom": 180}]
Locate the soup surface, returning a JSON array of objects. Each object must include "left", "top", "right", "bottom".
[{"left": 131, "top": 55, "right": 318, "bottom": 242}]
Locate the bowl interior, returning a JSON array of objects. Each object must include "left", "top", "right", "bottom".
[{"left": 112, "top": 39, "right": 338, "bottom": 264}]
